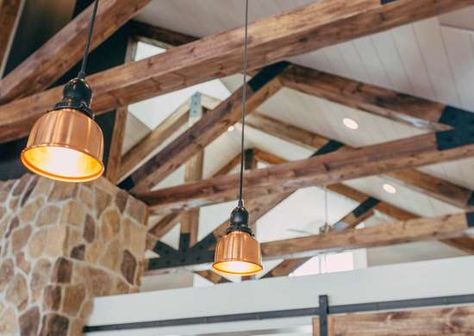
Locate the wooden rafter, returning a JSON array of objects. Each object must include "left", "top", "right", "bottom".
[
  {"left": 262, "top": 195, "right": 377, "bottom": 279},
  {"left": 249, "top": 113, "right": 474, "bottom": 211},
  {"left": 262, "top": 212, "right": 474, "bottom": 260},
  {"left": 0, "top": 0, "right": 23, "bottom": 77},
  {"left": 195, "top": 270, "right": 230, "bottom": 285},
  {"left": 119, "top": 95, "right": 221, "bottom": 181},
  {"left": 279, "top": 64, "right": 457, "bottom": 132},
  {"left": 129, "top": 63, "right": 287, "bottom": 192},
  {"left": 180, "top": 93, "right": 204, "bottom": 247},
  {"left": 0, "top": 0, "right": 150, "bottom": 104},
  {"left": 105, "top": 38, "right": 138, "bottom": 183},
  {"left": 0, "top": 0, "right": 471, "bottom": 143},
  {"left": 147, "top": 148, "right": 245, "bottom": 249},
  {"left": 149, "top": 212, "right": 474, "bottom": 271},
  {"left": 139, "top": 129, "right": 474, "bottom": 213}
]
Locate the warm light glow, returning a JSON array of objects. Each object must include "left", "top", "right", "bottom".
[
  {"left": 383, "top": 183, "right": 397, "bottom": 194},
  {"left": 343, "top": 118, "right": 359, "bottom": 130},
  {"left": 21, "top": 146, "right": 103, "bottom": 182},
  {"left": 227, "top": 125, "right": 235, "bottom": 132},
  {"left": 213, "top": 230, "right": 262, "bottom": 276},
  {"left": 213, "top": 260, "right": 263, "bottom": 276}
]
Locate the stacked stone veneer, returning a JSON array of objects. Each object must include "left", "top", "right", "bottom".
[{"left": 0, "top": 174, "right": 148, "bottom": 336}]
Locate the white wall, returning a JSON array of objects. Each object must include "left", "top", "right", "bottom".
[{"left": 87, "top": 256, "right": 474, "bottom": 336}]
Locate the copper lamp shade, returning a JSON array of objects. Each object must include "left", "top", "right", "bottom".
[
  {"left": 21, "top": 108, "right": 104, "bottom": 182},
  {"left": 213, "top": 230, "right": 262, "bottom": 276},
  {"left": 21, "top": 78, "right": 104, "bottom": 182}
]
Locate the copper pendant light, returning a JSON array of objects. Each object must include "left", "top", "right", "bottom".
[
  {"left": 213, "top": 0, "right": 262, "bottom": 276},
  {"left": 21, "top": 0, "right": 104, "bottom": 182}
]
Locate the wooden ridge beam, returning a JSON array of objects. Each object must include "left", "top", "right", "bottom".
[
  {"left": 0, "top": 0, "right": 150, "bottom": 104},
  {"left": 261, "top": 212, "right": 474, "bottom": 260},
  {"left": 129, "top": 63, "right": 288, "bottom": 192},
  {"left": 0, "top": 0, "right": 23, "bottom": 77},
  {"left": 139, "top": 130, "right": 474, "bottom": 214},
  {"left": 313, "top": 305, "right": 474, "bottom": 336},
  {"left": 0, "top": 0, "right": 471, "bottom": 143}
]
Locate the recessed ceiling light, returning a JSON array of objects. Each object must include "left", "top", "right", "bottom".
[
  {"left": 383, "top": 183, "right": 397, "bottom": 194},
  {"left": 227, "top": 125, "right": 235, "bottom": 132},
  {"left": 343, "top": 118, "right": 359, "bottom": 130}
]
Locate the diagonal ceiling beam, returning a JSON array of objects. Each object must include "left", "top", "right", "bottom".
[
  {"left": 139, "top": 128, "right": 474, "bottom": 213},
  {"left": 261, "top": 212, "right": 474, "bottom": 260},
  {"left": 0, "top": 0, "right": 23, "bottom": 78},
  {"left": 249, "top": 113, "right": 474, "bottom": 211},
  {"left": 279, "top": 64, "right": 468, "bottom": 132},
  {"left": 148, "top": 211, "right": 474, "bottom": 271},
  {"left": 129, "top": 63, "right": 287, "bottom": 192},
  {"left": 261, "top": 194, "right": 378, "bottom": 279},
  {"left": 0, "top": 0, "right": 150, "bottom": 104},
  {"left": 0, "top": 0, "right": 471, "bottom": 143}
]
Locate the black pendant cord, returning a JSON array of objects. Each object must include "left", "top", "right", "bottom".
[
  {"left": 237, "top": 0, "right": 249, "bottom": 208},
  {"left": 78, "top": 0, "right": 100, "bottom": 79}
]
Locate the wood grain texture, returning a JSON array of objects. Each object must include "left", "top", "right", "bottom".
[
  {"left": 106, "top": 38, "right": 137, "bottom": 183},
  {"left": 280, "top": 64, "right": 450, "bottom": 131},
  {"left": 247, "top": 114, "right": 329, "bottom": 150},
  {"left": 0, "top": 0, "right": 471, "bottom": 143},
  {"left": 0, "top": 0, "right": 150, "bottom": 104},
  {"left": 195, "top": 270, "right": 230, "bottom": 284},
  {"left": 247, "top": 113, "right": 474, "bottom": 211},
  {"left": 313, "top": 305, "right": 474, "bottom": 335},
  {"left": 0, "top": 0, "right": 22, "bottom": 77},
  {"left": 130, "top": 74, "right": 283, "bottom": 192},
  {"left": 140, "top": 132, "right": 474, "bottom": 213},
  {"left": 261, "top": 213, "right": 472, "bottom": 259},
  {"left": 180, "top": 100, "right": 205, "bottom": 247}
]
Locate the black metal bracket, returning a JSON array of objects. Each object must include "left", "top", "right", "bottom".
[
  {"left": 149, "top": 233, "right": 217, "bottom": 270},
  {"left": 319, "top": 295, "right": 329, "bottom": 336}
]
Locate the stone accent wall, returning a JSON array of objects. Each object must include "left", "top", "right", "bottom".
[{"left": 0, "top": 175, "right": 148, "bottom": 336}]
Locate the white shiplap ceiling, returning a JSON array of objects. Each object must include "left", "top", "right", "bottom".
[{"left": 130, "top": 2, "right": 474, "bottom": 269}]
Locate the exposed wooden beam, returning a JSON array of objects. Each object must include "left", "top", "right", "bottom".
[
  {"left": 139, "top": 131, "right": 474, "bottom": 213},
  {"left": 261, "top": 212, "right": 474, "bottom": 260},
  {"left": 130, "top": 20, "right": 198, "bottom": 48},
  {"left": 0, "top": 0, "right": 23, "bottom": 77},
  {"left": 147, "top": 148, "right": 247, "bottom": 247},
  {"left": 248, "top": 113, "right": 474, "bottom": 211},
  {"left": 119, "top": 101, "right": 189, "bottom": 180},
  {"left": 262, "top": 193, "right": 378, "bottom": 279},
  {"left": 0, "top": 0, "right": 150, "bottom": 104},
  {"left": 130, "top": 63, "right": 288, "bottom": 192},
  {"left": 195, "top": 270, "right": 230, "bottom": 285},
  {"left": 313, "top": 305, "right": 474, "bottom": 336},
  {"left": 149, "top": 212, "right": 474, "bottom": 271},
  {"left": 385, "top": 169, "right": 474, "bottom": 210},
  {"left": 0, "top": 0, "right": 471, "bottom": 143},
  {"left": 280, "top": 64, "right": 457, "bottom": 132},
  {"left": 119, "top": 95, "right": 221, "bottom": 181},
  {"left": 180, "top": 93, "right": 204, "bottom": 247},
  {"left": 105, "top": 38, "right": 137, "bottom": 183},
  {"left": 247, "top": 114, "right": 329, "bottom": 150},
  {"left": 442, "top": 236, "right": 474, "bottom": 254}
]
